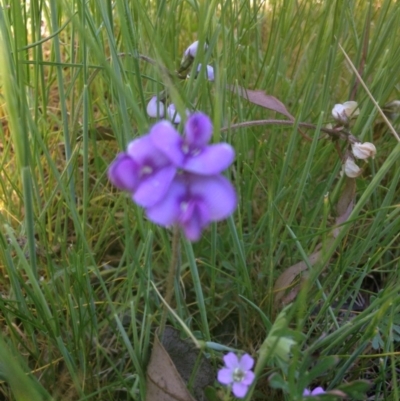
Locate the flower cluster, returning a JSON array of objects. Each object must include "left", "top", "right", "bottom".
[
  {"left": 147, "top": 41, "right": 214, "bottom": 122},
  {"left": 332, "top": 101, "right": 359, "bottom": 126},
  {"left": 146, "top": 96, "right": 190, "bottom": 123},
  {"left": 108, "top": 112, "right": 236, "bottom": 241},
  {"left": 217, "top": 352, "right": 255, "bottom": 398},
  {"left": 179, "top": 40, "right": 214, "bottom": 80},
  {"left": 332, "top": 101, "right": 377, "bottom": 178}
]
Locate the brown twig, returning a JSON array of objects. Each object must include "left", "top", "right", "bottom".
[{"left": 221, "top": 119, "right": 352, "bottom": 141}]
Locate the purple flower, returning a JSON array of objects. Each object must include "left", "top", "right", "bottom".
[
  {"left": 146, "top": 173, "right": 236, "bottom": 241},
  {"left": 151, "top": 112, "right": 235, "bottom": 175},
  {"left": 108, "top": 133, "right": 176, "bottom": 208},
  {"left": 217, "top": 352, "right": 255, "bottom": 399},
  {"left": 303, "top": 387, "right": 325, "bottom": 397},
  {"left": 108, "top": 112, "right": 236, "bottom": 241}
]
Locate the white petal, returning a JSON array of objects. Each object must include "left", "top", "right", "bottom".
[
  {"left": 332, "top": 101, "right": 359, "bottom": 124},
  {"left": 332, "top": 104, "right": 347, "bottom": 123},
  {"left": 167, "top": 104, "right": 189, "bottom": 124},
  {"left": 342, "top": 101, "right": 360, "bottom": 118},
  {"left": 146, "top": 96, "right": 165, "bottom": 118},
  {"left": 351, "top": 142, "right": 376, "bottom": 159},
  {"left": 343, "top": 158, "right": 362, "bottom": 178},
  {"left": 167, "top": 104, "right": 181, "bottom": 124}
]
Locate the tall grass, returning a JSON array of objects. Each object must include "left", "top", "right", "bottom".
[{"left": 0, "top": 0, "right": 399, "bottom": 399}]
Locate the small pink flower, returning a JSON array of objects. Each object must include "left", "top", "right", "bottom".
[{"left": 217, "top": 353, "right": 255, "bottom": 399}]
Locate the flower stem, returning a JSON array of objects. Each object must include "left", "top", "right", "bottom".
[{"left": 159, "top": 225, "right": 180, "bottom": 338}]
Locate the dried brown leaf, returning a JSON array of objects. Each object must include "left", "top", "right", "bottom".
[
  {"left": 227, "top": 84, "right": 294, "bottom": 121},
  {"left": 146, "top": 326, "right": 214, "bottom": 401},
  {"left": 273, "top": 247, "right": 326, "bottom": 309}
]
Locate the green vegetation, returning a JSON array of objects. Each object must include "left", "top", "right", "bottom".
[{"left": 0, "top": 0, "right": 399, "bottom": 399}]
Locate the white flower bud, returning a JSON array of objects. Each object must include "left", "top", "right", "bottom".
[
  {"left": 146, "top": 96, "right": 165, "bottom": 118},
  {"left": 343, "top": 158, "right": 362, "bottom": 178},
  {"left": 351, "top": 142, "right": 376, "bottom": 159},
  {"left": 332, "top": 101, "right": 360, "bottom": 125},
  {"left": 167, "top": 104, "right": 189, "bottom": 124}
]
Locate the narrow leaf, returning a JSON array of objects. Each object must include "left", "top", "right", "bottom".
[{"left": 227, "top": 84, "right": 294, "bottom": 120}]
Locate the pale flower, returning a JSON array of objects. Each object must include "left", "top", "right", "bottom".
[
  {"left": 167, "top": 104, "right": 190, "bottom": 124},
  {"left": 146, "top": 96, "right": 165, "bottom": 118},
  {"left": 178, "top": 41, "right": 209, "bottom": 77},
  {"left": 197, "top": 64, "right": 214, "bottom": 81},
  {"left": 343, "top": 158, "right": 362, "bottom": 178},
  {"left": 351, "top": 142, "right": 376, "bottom": 159},
  {"left": 184, "top": 40, "right": 208, "bottom": 58},
  {"left": 167, "top": 104, "right": 181, "bottom": 124},
  {"left": 332, "top": 101, "right": 360, "bottom": 125},
  {"left": 217, "top": 353, "right": 255, "bottom": 399}
]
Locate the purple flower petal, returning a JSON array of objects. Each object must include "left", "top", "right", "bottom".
[
  {"left": 311, "top": 387, "right": 325, "bottom": 395},
  {"left": 133, "top": 165, "right": 177, "bottom": 208},
  {"left": 184, "top": 113, "right": 213, "bottom": 147},
  {"left": 150, "top": 120, "right": 185, "bottom": 166},
  {"left": 127, "top": 134, "right": 170, "bottom": 168},
  {"left": 238, "top": 354, "right": 254, "bottom": 371},
  {"left": 184, "top": 41, "right": 200, "bottom": 58},
  {"left": 189, "top": 175, "right": 237, "bottom": 221},
  {"left": 126, "top": 135, "right": 153, "bottom": 162},
  {"left": 241, "top": 370, "right": 255, "bottom": 386},
  {"left": 223, "top": 352, "right": 240, "bottom": 369},
  {"left": 108, "top": 153, "right": 139, "bottom": 191},
  {"left": 217, "top": 368, "right": 233, "bottom": 385},
  {"left": 303, "top": 387, "right": 326, "bottom": 397},
  {"left": 145, "top": 178, "right": 186, "bottom": 226},
  {"left": 232, "top": 382, "right": 249, "bottom": 398},
  {"left": 179, "top": 200, "right": 210, "bottom": 241},
  {"left": 196, "top": 64, "right": 215, "bottom": 81},
  {"left": 183, "top": 143, "right": 235, "bottom": 175}
]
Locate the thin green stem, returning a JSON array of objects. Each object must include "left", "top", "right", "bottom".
[{"left": 159, "top": 225, "right": 180, "bottom": 338}]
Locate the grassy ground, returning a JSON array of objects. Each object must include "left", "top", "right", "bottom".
[{"left": 0, "top": 0, "right": 399, "bottom": 400}]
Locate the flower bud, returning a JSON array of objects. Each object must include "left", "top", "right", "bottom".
[
  {"left": 146, "top": 96, "right": 165, "bottom": 118},
  {"left": 184, "top": 41, "right": 200, "bottom": 58},
  {"left": 167, "top": 104, "right": 189, "bottom": 124},
  {"left": 351, "top": 142, "right": 376, "bottom": 159},
  {"left": 332, "top": 101, "right": 360, "bottom": 125},
  {"left": 178, "top": 41, "right": 208, "bottom": 78},
  {"left": 343, "top": 157, "right": 362, "bottom": 178}
]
